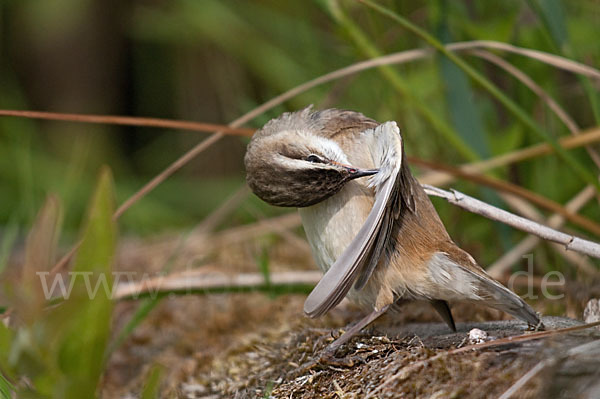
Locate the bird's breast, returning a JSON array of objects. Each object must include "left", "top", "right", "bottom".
[{"left": 299, "top": 180, "right": 374, "bottom": 274}]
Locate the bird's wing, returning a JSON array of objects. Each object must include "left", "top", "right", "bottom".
[
  {"left": 304, "top": 121, "right": 414, "bottom": 318},
  {"left": 353, "top": 151, "right": 416, "bottom": 290}
]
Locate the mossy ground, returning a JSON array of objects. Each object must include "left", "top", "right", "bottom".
[
  {"left": 102, "top": 288, "right": 600, "bottom": 398},
  {"left": 99, "top": 235, "right": 598, "bottom": 398}
]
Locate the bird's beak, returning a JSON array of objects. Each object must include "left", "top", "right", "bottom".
[
  {"left": 329, "top": 160, "right": 379, "bottom": 179},
  {"left": 346, "top": 167, "right": 379, "bottom": 179}
]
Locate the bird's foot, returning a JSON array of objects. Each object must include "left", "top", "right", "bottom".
[
  {"left": 288, "top": 347, "right": 362, "bottom": 378},
  {"left": 289, "top": 306, "right": 391, "bottom": 375},
  {"left": 316, "top": 349, "right": 364, "bottom": 368},
  {"left": 528, "top": 318, "right": 545, "bottom": 331}
]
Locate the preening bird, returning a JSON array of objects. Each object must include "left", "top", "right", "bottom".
[{"left": 245, "top": 106, "right": 541, "bottom": 355}]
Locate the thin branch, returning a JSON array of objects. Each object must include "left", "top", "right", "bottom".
[
  {"left": 113, "top": 132, "right": 225, "bottom": 219},
  {"left": 469, "top": 49, "right": 600, "bottom": 169},
  {"left": 418, "top": 126, "right": 600, "bottom": 187},
  {"left": 423, "top": 185, "right": 600, "bottom": 259},
  {"left": 488, "top": 185, "right": 598, "bottom": 277},
  {"left": 499, "top": 193, "right": 546, "bottom": 222},
  {"left": 470, "top": 50, "right": 579, "bottom": 133},
  {"left": 191, "top": 184, "right": 250, "bottom": 235},
  {"left": 113, "top": 270, "right": 320, "bottom": 300},
  {"left": 0, "top": 109, "right": 254, "bottom": 136},
  {"left": 242, "top": 203, "right": 310, "bottom": 253},
  {"left": 451, "top": 40, "right": 600, "bottom": 80},
  {"left": 494, "top": 192, "right": 597, "bottom": 275},
  {"left": 50, "top": 240, "right": 81, "bottom": 275},
  {"left": 497, "top": 340, "right": 600, "bottom": 399},
  {"left": 211, "top": 212, "right": 302, "bottom": 247},
  {"left": 497, "top": 359, "right": 556, "bottom": 399},
  {"left": 413, "top": 158, "right": 600, "bottom": 236},
  {"left": 499, "top": 195, "right": 598, "bottom": 277}
]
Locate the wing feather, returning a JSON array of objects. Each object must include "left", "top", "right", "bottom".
[
  {"left": 304, "top": 121, "right": 413, "bottom": 317},
  {"left": 303, "top": 169, "right": 397, "bottom": 317}
]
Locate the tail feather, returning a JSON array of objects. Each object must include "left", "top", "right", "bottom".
[
  {"left": 428, "top": 251, "right": 542, "bottom": 328},
  {"left": 470, "top": 272, "right": 541, "bottom": 328}
]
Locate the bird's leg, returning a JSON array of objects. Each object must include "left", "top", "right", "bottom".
[
  {"left": 318, "top": 304, "right": 390, "bottom": 366},
  {"left": 430, "top": 300, "right": 457, "bottom": 332}
]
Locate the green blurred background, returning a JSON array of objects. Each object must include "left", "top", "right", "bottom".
[{"left": 1, "top": 0, "right": 599, "bottom": 270}]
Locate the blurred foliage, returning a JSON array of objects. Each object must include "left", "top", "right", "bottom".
[
  {"left": 140, "top": 364, "right": 163, "bottom": 399},
  {"left": 0, "top": 169, "right": 115, "bottom": 397},
  {"left": 0, "top": 2, "right": 599, "bottom": 276}
]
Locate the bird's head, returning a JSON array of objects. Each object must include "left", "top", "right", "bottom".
[{"left": 244, "top": 110, "right": 377, "bottom": 207}]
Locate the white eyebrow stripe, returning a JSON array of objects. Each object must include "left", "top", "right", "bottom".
[
  {"left": 300, "top": 131, "right": 350, "bottom": 165},
  {"left": 274, "top": 153, "right": 314, "bottom": 170}
]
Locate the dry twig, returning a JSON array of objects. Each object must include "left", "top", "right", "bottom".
[
  {"left": 418, "top": 127, "right": 600, "bottom": 187},
  {"left": 413, "top": 158, "right": 600, "bottom": 236},
  {"left": 489, "top": 185, "right": 598, "bottom": 277},
  {"left": 0, "top": 109, "right": 254, "bottom": 136},
  {"left": 423, "top": 185, "right": 600, "bottom": 259},
  {"left": 114, "top": 269, "right": 321, "bottom": 300},
  {"left": 497, "top": 340, "right": 600, "bottom": 399}
]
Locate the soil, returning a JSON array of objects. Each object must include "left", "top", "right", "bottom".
[
  {"left": 92, "top": 231, "right": 600, "bottom": 398},
  {"left": 102, "top": 291, "right": 600, "bottom": 398}
]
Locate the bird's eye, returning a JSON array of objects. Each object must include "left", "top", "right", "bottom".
[{"left": 306, "top": 154, "right": 324, "bottom": 163}]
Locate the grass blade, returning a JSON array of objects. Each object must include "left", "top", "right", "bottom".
[
  {"left": 526, "top": 0, "right": 600, "bottom": 122},
  {"left": 435, "top": 3, "right": 489, "bottom": 158},
  {"left": 21, "top": 195, "right": 62, "bottom": 317},
  {"left": 141, "top": 365, "right": 163, "bottom": 399},
  {"left": 359, "top": 0, "right": 600, "bottom": 190},
  {"left": 0, "top": 373, "right": 14, "bottom": 399},
  {"left": 54, "top": 167, "right": 116, "bottom": 398},
  {"left": 105, "top": 297, "right": 159, "bottom": 360},
  {"left": 326, "top": 0, "right": 479, "bottom": 161},
  {"left": 0, "top": 216, "right": 19, "bottom": 275}
]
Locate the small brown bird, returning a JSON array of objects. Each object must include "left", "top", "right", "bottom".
[{"left": 245, "top": 106, "right": 541, "bottom": 355}]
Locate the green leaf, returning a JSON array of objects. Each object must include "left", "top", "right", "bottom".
[
  {"left": 258, "top": 247, "right": 271, "bottom": 288},
  {"left": 0, "top": 323, "right": 15, "bottom": 375},
  {"left": 434, "top": 1, "right": 489, "bottom": 158},
  {"left": 0, "top": 215, "right": 19, "bottom": 275},
  {"left": 49, "top": 167, "right": 116, "bottom": 398},
  {"left": 0, "top": 372, "right": 14, "bottom": 399},
  {"left": 21, "top": 195, "right": 63, "bottom": 321},
  {"left": 140, "top": 364, "right": 163, "bottom": 399}
]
